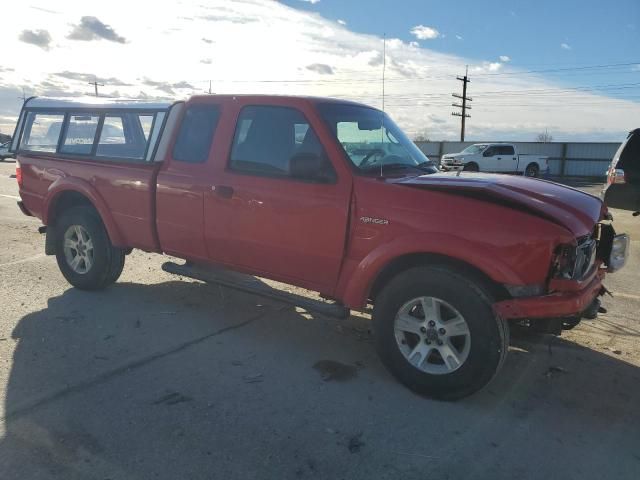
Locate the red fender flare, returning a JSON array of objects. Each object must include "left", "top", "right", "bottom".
[{"left": 43, "top": 177, "right": 125, "bottom": 246}]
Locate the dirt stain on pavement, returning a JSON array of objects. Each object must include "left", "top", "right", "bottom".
[{"left": 312, "top": 360, "right": 358, "bottom": 382}]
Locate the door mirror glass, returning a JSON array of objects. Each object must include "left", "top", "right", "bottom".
[{"left": 483, "top": 148, "right": 494, "bottom": 157}]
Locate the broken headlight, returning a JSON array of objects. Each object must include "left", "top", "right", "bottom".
[{"left": 552, "top": 238, "right": 596, "bottom": 280}]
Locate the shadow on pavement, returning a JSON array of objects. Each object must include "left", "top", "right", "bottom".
[{"left": 1, "top": 281, "right": 639, "bottom": 479}]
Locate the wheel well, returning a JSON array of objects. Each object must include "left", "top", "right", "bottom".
[
  {"left": 526, "top": 162, "right": 539, "bottom": 170},
  {"left": 368, "top": 253, "right": 510, "bottom": 303},
  {"left": 48, "top": 191, "right": 94, "bottom": 226}
]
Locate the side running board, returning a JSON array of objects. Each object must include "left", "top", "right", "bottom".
[{"left": 161, "top": 261, "right": 350, "bottom": 319}]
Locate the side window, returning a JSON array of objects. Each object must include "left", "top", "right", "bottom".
[
  {"left": 501, "top": 145, "right": 515, "bottom": 155},
  {"left": 173, "top": 105, "right": 221, "bottom": 163},
  {"left": 229, "top": 105, "right": 333, "bottom": 180},
  {"left": 98, "top": 116, "right": 126, "bottom": 145},
  {"left": 60, "top": 113, "right": 100, "bottom": 155},
  {"left": 483, "top": 146, "right": 496, "bottom": 157},
  {"left": 96, "top": 113, "right": 155, "bottom": 160},
  {"left": 21, "top": 112, "right": 65, "bottom": 152},
  {"left": 139, "top": 115, "right": 154, "bottom": 141}
]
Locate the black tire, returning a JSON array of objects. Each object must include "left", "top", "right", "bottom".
[
  {"left": 463, "top": 162, "right": 479, "bottom": 172},
  {"left": 106, "top": 245, "right": 126, "bottom": 284},
  {"left": 54, "top": 206, "right": 126, "bottom": 290},
  {"left": 373, "top": 266, "right": 509, "bottom": 400},
  {"left": 524, "top": 163, "right": 539, "bottom": 177}
]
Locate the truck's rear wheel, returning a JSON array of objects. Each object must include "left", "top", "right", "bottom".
[
  {"left": 55, "top": 206, "right": 125, "bottom": 290},
  {"left": 524, "top": 163, "right": 539, "bottom": 177},
  {"left": 373, "top": 266, "right": 508, "bottom": 400}
]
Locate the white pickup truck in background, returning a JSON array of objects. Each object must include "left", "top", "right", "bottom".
[{"left": 440, "top": 143, "right": 549, "bottom": 177}]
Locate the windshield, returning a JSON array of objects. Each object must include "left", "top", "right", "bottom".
[
  {"left": 461, "top": 144, "right": 488, "bottom": 154},
  {"left": 317, "top": 103, "right": 433, "bottom": 173}
]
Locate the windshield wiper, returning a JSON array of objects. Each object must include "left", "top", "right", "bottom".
[
  {"left": 361, "top": 163, "right": 423, "bottom": 173},
  {"left": 415, "top": 161, "right": 436, "bottom": 171}
]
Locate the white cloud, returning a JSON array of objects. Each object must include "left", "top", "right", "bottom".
[
  {"left": 499, "top": 55, "right": 511, "bottom": 62},
  {"left": 0, "top": 0, "right": 636, "bottom": 141},
  {"left": 299, "top": 0, "right": 320, "bottom": 4},
  {"left": 561, "top": 42, "right": 572, "bottom": 50},
  {"left": 410, "top": 25, "right": 440, "bottom": 40},
  {"left": 455, "top": 34, "right": 463, "bottom": 40},
  {"left": 337, "top": 19, "right": 346, "bottom": 26}
]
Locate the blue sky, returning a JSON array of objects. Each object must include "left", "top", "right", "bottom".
[{"left": 287, "top": 0, "right": 639, "bottom": 98}]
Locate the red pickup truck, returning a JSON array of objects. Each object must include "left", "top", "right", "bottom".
[{"left": 10, "top": 95, "right": 629, "bottom": 399}]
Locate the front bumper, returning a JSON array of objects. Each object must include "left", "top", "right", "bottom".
[
  {"left": 440, "top": 163, "right": 463, "bottom": 172},
  {"left": 17, "top": 200, "right": 32, "bottom": 217},
  {"left": 493, "top": 270, "right": 605, "bottom": 320}
]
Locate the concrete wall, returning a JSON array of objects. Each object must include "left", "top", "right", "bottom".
[{"left": 415, "top": 141, "right": 621, "bottom": 178}]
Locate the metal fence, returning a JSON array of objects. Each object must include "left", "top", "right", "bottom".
[{"left": 415, "top": 141, "right": 621, "bottom": 178}]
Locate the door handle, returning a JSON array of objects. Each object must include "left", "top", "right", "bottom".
[
  {"left": 497, "top": 157, "right": 502, "bottom": 160},
  {"left": 213, "top": 185, "right": 234, "bottom": 199}
]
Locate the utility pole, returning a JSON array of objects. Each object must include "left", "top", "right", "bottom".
[
  {"left": 88, "top": 77, "right": 104, "bottom": 97},
  {"left": 18, "top": 87, "right": 27, "bottom": 104},
  {"left": 452, "top": 66, "right": 472, "bottom": 141}
]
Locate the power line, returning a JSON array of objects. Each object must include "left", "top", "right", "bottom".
[{"left": 472, "top": 61, "right": 640, "bottom": 77}]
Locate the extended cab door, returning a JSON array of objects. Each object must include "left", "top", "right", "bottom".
[
  {"left": 204, "top": 99, "right": 352, "bottom": 294},
  {"left": 156, "top": 102, "right": 225, "bottom": 261}
]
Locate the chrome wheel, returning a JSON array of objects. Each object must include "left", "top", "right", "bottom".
[
  {"left": 525, "top": 165, "right": 538, "bottom": 177},
  {"left": 63, "top": 225, "right": 94, "bottom": 274},
  {"left": 394, "top": 296, "right": 471, "bottom": 375}
]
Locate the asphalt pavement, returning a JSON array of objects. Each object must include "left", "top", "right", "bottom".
[{"left": 0, "top": 160, "right": 639, "bottom": 480}]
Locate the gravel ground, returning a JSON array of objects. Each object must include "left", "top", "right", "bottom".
[{"left": 0, "top": 160, "right": 639, "bottom": 480}]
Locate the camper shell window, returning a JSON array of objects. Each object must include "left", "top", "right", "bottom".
[{"left": 16, "top": 105, "right": 168, "bottom": 163}]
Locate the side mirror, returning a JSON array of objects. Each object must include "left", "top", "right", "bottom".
[
  {"left": 483, "top": 150, "right": 493, "bottom": 157},
  {"left": 290, "top": 152, "right": 336, "bottom": 183}
]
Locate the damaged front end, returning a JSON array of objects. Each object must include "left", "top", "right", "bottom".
[{"left": 494, "top": 222, "right": 629, "bottom": 335}]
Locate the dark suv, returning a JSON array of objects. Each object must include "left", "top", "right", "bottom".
[{"left": 603, "top": 128, "right": 640, "bottom": 214}]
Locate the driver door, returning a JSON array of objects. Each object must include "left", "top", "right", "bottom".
[
  {"left": 481, "top": 146, "right": 499, "bottom": 171},
  {"left": 204, "top": 101, "right": 352, "bottom": 293}
]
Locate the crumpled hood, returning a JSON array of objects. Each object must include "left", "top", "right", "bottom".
[{"left": 390, "top": 172, "right": 604, "bottom": 237}]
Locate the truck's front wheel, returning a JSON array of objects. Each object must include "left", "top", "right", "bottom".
[
  {"left": 55, "top": 206, "right": 125, "bottom": 290},
  {"left": 373, "top": 266, "right": 508, "bottom": 400}
]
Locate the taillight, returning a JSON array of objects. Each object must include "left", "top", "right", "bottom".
[
  {"left": 611, "top": 168, "right": 626, "bottom": 185},
  {"left": 15, "top": 161, "right": 22, "bottom": 188}
]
